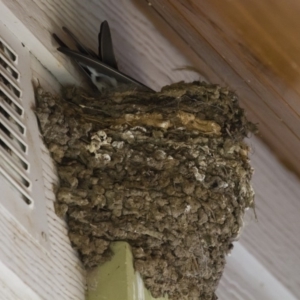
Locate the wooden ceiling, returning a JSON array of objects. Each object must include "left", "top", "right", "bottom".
[{"left": 147, "top": 0, "right": 300, "bottom": 175}]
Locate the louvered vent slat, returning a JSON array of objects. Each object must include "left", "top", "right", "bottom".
[
  {"left": 1, "top": 160, "right": 32, "bottom": 202},
  {"left": 0, "top": 65, "right": 19, "bottom": 88},
  {"left": 0, "top": 88, "right": 23, "bottom": 116},
  {"left": 0, "top": 22, "right": 49, "bottom": 247},
  {"left": 1, "top": 99, "right": 25, "bottom": 131},
  {"left": 0, "top": 149, "right": 29, "bottom": 181},
  {"left": 1, "top": 131, "right": 27, "bottom": 157},
  {"left": 0, "top": 80, "right": 23, "bottom": 108},
  {"left": 1, "top": 116, "right": 24, "bottom": 142}
]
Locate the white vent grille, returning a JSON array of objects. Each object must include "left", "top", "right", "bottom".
[{"left": 0, "top": 22, "right": 49, "bottom": 247}]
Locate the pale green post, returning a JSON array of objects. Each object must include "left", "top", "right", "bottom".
[{"left": 87, "top": 242, "right": 167, "bottom": 300}]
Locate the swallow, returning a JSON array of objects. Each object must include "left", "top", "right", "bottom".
[{"left": 53, "top": 21, "right": 153, "bottom": 92}]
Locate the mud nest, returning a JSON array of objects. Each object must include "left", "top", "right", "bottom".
[{"left": 35, "top": 81, "right": 256, "bottom": 300}]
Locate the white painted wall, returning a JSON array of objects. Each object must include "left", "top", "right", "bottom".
[
  {"left": 0, "top": 7, "right": 85, "bottom": 299},
  {"left": 217, "top": 137, "right": 300, "bottom": 299}
]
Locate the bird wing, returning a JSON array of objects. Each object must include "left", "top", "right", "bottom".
[
  {"left": 57, "top": 46, "right": 151, "bottom": 90},
  {"left": 53, "top": 22, "right": 152, "bottom": 92},
  {"left": 99, "top": 20, "right": 118, "bottom": 70}
]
